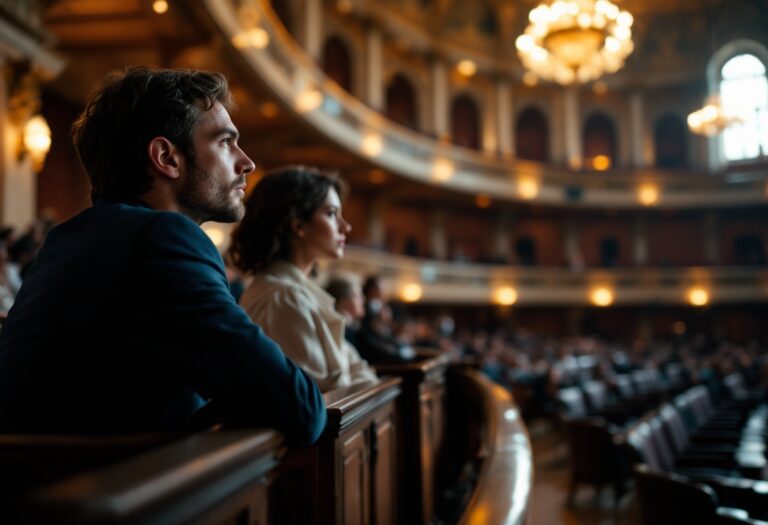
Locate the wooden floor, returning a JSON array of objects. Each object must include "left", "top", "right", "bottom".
[{"left": 528, "top": 420, "right": 641, "bottom": 525}]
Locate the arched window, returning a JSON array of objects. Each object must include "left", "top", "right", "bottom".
[
  {"left": 451, "top": 95, "right": 481, "bottom": 150},
  {"left": 385, "top": 74, "right": 418, "bottom": 129},
  {"left": 516, "top": 107, "right": 549, "bottom": 162},
  {"left": 654, "top": 114, "right": 688, "bottom": 168},
  {"left": 321, "top": 36, "right": 353, "bottom": 92},
  {"left": 720, "top": 54, "right": 768, "bottom": 160},
  {"left": 583, "top": 113, "right": 617, "bottom": 170}
]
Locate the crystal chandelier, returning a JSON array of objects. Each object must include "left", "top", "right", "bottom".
[
  {"left": 516, "top": 0, "right": 635, "bottom": 85},
  {"left": 687, "top": 96, "right": 741, "bottom": 136}
]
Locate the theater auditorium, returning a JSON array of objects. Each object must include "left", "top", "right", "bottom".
[{"left": 0, "top": 0, "right": 767, "bottom": 523}]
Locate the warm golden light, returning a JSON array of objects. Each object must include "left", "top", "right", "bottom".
[
  {"left": 475, "top": 194, "right": 491, "bottom": 208},
  {"left": 493, "top": 286, "right": 518, "bottom": 306},
  {"left": 295, "top": 89, "right": 323, "bottom": 113},
  {"left": 591, "top": 155, "right": 611, "bottom": 171},
  {"left": 361, "top": 132, "right": 383, "bottom": 157},
  {"left": 517, "top": 0, "right": 634, "bottom": 85},
  {"left": 592, "top": 81, "right": 608, "bottom": 95},
  {"left": 432, "top": 158, "right": 454, "bottom": 182},
  {"left": 522, "top": 71, "right": 539, "bottom": 86},
  {"left": 23, "top": 115, "right": 51, "bottom": 172},
  {"left": 590, "top": 287, "right": 614, "bottom": 307},
  {"left": 369, "top": 169, "right": 386, "bottom": 184},
  {"left": 201, "top": 224, "right": 226, "bottom": 249},
  {"left": 687, "top": 287, "right": 710, "bottom": 306},
  {"left": 259, "top": 101, "right": 279, "bottom": 118},
  {"left": 232, "top": 27, "right": 270, "bottom": 49},
  {"left": 400, "top": 283, "right": 423, "bottom": 303},
  {"left": 637, "top": 183, "right": 659, "bottom": 206},
  {"left": 456, "top": 60, "right": 477, "bottom": 77},
  {"left": 517, "top": 177, "right": 540, "bottom": 199},
  {"left": 152, "top": 0, "right": 168, "bottom": 14},
  {"left": 687, "top": 96, "right": 741, "bottom": 136},
  {"left": 336, "top": 0, "right": 353, "bottom": 13}
]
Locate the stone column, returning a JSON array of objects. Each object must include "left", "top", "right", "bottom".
[
  {"left": 703, "top": 212, "right": 720, "bottom": 264},
  {"left": 632, "top": 214, "right": 648, "bottom": 266},
  {"left": 429, "top": 59, "right": 449, "bottom": 139},
  {"left": 563, "top": 87, "right": 581, "bottom": 169},
  {"left": 629, "top": 92, "right": 647, "bottom": 168},
  {"left": 364, "top": 27, "right": 384, "bottom": 110},
  {"left": 495, "top": 80, "right": 513, "bottom": 158},
  {"left": 301, "top": 0, "right": 323, "bottom": 60},
  {"left": 367, "top": 199, "right": 386, "bottom": 249},
  {"left": 493, "top": 212, "right": 513, "bottom": 262},
  {"left": 429, "top": 210, "right": 447, "bottom": 259},
  {"left": 564, "top": 216, "right": 581, "bottom": 269},
  {"left": 0, "top": 62, "right": 36, "bottom": 230}
]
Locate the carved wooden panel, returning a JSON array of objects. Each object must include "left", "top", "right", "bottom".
[
  {"left": 372, "top": 408, "right": 397, "bottom": 525},
  {"left": 342, "top": 429, "right": 369, "bottom": 525}
]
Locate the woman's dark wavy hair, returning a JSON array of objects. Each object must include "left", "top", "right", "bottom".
[
  {"left": 229, "top": 166, "right": 343, "bottom": 273},
  {"left": 72, "top": 66, "right": 232, "bottom": 203}
]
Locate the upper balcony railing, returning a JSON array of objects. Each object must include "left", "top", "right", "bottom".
[
  {"left": 201, "top": 0, "right": 768, "bottom": 209},
  {"left": 322, "top": 246, "right": 768, "bottom": 306}
]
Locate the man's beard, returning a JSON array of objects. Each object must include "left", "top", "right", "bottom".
[{"left": 179, "top": 163, "right": 245, "bottom": 224}]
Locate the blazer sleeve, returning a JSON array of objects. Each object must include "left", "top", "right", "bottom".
[{"left": 128, "top": 213, "right": 326, "bottom": 446}]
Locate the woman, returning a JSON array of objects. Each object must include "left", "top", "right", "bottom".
[{"left": 230, "top": 166, "right": 378, "bottom": 392}]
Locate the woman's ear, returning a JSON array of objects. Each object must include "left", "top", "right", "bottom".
[
  {"left": 290, "top": 217, "right": 305, "bottom": 237},
  {"left": 148, "top": 137, "right": 183, "bottom": 180}
]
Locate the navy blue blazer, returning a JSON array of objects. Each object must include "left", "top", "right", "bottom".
[{"left": 0, "top": 201, "right": 326, "bottom": 446}]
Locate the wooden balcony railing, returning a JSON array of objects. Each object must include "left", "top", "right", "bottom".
[{"left": 4, "top": 361, "right": 534, "bottom": 525}]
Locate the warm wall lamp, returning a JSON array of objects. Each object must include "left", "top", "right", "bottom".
[{"left": 21, "top": 115, "right": 51, "bottom": 172}]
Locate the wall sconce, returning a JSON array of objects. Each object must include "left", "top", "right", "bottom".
[{"left": 22, "top": 115, "right": 51, "bottom": 172}]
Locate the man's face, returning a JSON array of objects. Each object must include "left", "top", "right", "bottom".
[{"left": 178, "top": 101, "right": 255, "bottom": 223}]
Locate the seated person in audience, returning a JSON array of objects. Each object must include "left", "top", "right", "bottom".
[
  {"left": 230, "top": 167, "right": 378, "bottom": 392},
  {"left": 0, "top": 240, "right": 20, "bottom": 315},
  {"left": 325, "top": 272, "right": 365, "bottom": 343},
  {"left": 326, "top": 273, "right": 414, "bottom": 363},
  {"left": 0, "top": 67, "right": 326, "bottom": 446}
]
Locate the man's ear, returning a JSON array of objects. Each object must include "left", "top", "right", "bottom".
[{"left": 148, "top": 137, "right": 184, "bottom": 180}]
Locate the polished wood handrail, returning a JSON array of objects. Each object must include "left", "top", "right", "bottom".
[
  {"left": 323, "top": 377, "right": 402, "bottom": 436},
  {"left": 22, "top": 430, "right": 284, "bottom": 524},
  {"left": 456, "top": 369, "right": 534, "bottom": 525},
  {"left": 374, "top": 349, "right": 452, "bottom": 379}
]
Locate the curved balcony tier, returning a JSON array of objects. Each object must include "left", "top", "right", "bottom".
[
  {"left": 321, "top": 246, "right": 768, "bottom": 306},
  {"left": 201, "top": 0, "right": 768, "bottom": 210}
]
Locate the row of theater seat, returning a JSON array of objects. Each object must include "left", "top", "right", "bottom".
[
  {"left": 563, "top": 371, "right": 768, "bottom": 524},
  {"left": 557, "top": 364, "right": 688, "bottom": 428}
]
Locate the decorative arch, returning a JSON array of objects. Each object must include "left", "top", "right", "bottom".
[
  {"left": 515, "top": 106, "right": 549, "bottom": 162},
  {"left": 654, "top": 113, "right": 688, "bottom": 168},
  {"left": 451, "top": 93, "right": 481, "bottom": 150},
  {"left": 707, "top": 39, "right": 768, "bottom": 167},
  {"left": 385, "top": 73, "right": 418, "bottom": 129},
  {"left": 583, "top": 112, "right": 618, "bottom": 170},
  {"left": 321, "top": 35, "right": 353, "bottom": 92}
]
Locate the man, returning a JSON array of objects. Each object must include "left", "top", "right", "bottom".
[{"left": 0, "top": 67, "right": 326, "bottom": 446}]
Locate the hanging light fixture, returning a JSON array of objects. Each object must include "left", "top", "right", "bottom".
[
  {"left": 686, "top": 96, "right": 741, "bottom": 136},
  {"left": 516, "top": 0, "right": 635, "bottom": 85}
]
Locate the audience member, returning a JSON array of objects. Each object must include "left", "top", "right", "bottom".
[
  {"left": 230, "top": 166, "right": 378, "bottom": 392},
  {"left": 0, "top": 67, "right": 326, "bottom": 445}
]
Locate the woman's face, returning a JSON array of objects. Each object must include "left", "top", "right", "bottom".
[{"left": 298, "top": 188, "right": 351, "bottom": 262}]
